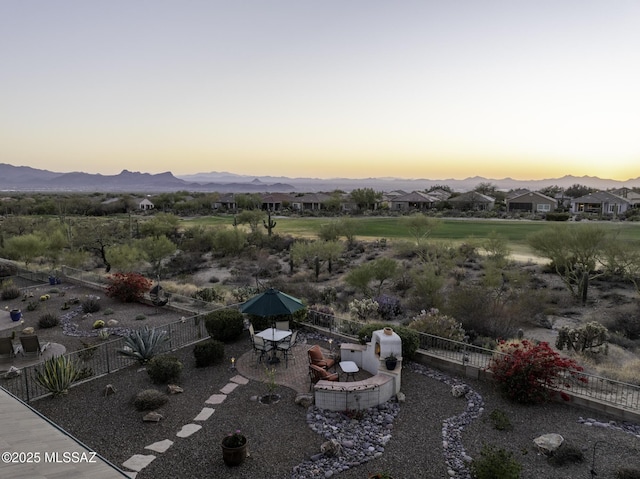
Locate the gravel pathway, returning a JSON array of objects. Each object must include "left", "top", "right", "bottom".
[{"left": 31, "top": 334, "right": 640, "bottom": 479}]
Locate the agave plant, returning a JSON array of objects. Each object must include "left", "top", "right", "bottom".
[
  {"left": 35, "top": 355, "right": 81, "bottom": 397},
  {"left": 119, "top": 326, "right": 169, "bottom": 364}
]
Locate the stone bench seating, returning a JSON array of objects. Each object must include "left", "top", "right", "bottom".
[{"left": 314, "top": 373, "right": 395, "bottom": 410}]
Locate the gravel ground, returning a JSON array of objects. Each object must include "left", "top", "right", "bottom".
[{"left": 32, "top": 332, "right": 640, "bottom": 479}]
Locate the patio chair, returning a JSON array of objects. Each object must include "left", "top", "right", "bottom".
[
  {"left": 249, "top": 323, "right": 255, "bottom": 339},
  {"left": 19, "top": 335, "right": 50, "bottom": 358},
  {"left": 276, "top": 330, "right": 298, "bottom": 368},
  {"left": 307, "top": 344, "right": 335, "bottom": 370},
  {"left": 0, "top": 337, "right": 20, "bottom": 360},
  {"left": 309, "top": 364, "right": 339, "bottom": 390},
  {"left": 251, "top": 335, "right": 273, "bottom": 367},
  {"left": 275, "top": 320, "right": 290, "bottom": 331}
]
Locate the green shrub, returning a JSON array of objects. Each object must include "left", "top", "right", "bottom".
[
  {"left": 204, "top": 309, "right": 244, "bottom": 342},
  {"left": 92, "top": 320, "right": 105, "bottom": 329},
  {"left": 193, "top": 287, "right": 224, "bottom": 303},
  {"left": 547, "top": 444, "right": 584, "bottom": 466},
  {"left": 408, "top": 308, "right": 466, "bottom": 342},
  {"left": 357, "top": 323, "right": 419, "bottom": 360},
  {"left": 119, "top": 326, "right": 169, "bottom": 363},
  {"left": 147, "top": 355, "right": 183, "bottom": 384},
  {"left": 470, "top": 444, "right": 522, "bottom": 479},
  {"left": 38, "top": 312, "right": 60, "bottom": 329},
  {"left": 135, "top": 314, "right": 147, "bottom": 321},
  {"left": 35, "top": 355, "right": 81, "bottom": 397},
  {"left": 489, "top": 409, "right": 512, "bottom": 431},
  {"left": 103, "top": 308, "right": 114, "bottom": 315},
  {"left": 133, "top": 389, "right": 168, "bottom": 411},
  {"left": 545, "top": 212, "right": 571, "bottom": 221},
  {"left": 82, "top": 296, "right": 101, "bottom": 313},
  {"left": 1, "top": 283, "right": 20, "bottom": 300},
  {"left": 193, "top": 339, "right": 225, "bottom": 367}
]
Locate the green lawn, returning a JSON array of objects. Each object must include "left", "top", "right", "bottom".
[{"left": 183, "top": 215, "right": 640, "bottom": 256}]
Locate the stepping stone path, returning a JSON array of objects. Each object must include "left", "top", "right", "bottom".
[{"left": 120, "top": 374, "right": 249, "bottom": 475}]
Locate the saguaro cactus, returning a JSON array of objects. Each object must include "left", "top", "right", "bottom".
[{"left": 263, "top": 209, "right": 276, "bottom": 237}]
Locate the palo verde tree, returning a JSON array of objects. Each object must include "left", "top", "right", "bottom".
[
  {"left": 350, "top": 188, "right": 382, "bottom": 211},
  {"left": 528, "top": 224, "right": 609, "bottom": 304}
]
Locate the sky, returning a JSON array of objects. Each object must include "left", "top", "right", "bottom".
[{"left": 2, "top": 1, "right": 639, "bottom": 181}]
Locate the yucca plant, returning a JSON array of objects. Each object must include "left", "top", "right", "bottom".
[
  {"left": 119, "top": 326, "right": 169, "bottom": 364},
  {"left": 35, "top": 355, "right": 81, "bottom": 397}
]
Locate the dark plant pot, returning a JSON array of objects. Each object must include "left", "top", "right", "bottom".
[
  {"left": 49, "top": 277, "right": 57, "bottom": 285},
  {"left": 10, "top": 309, "right": 22, "bottom": 322},
  {"left": 385, "top": 359, "right": 397, "bottom": 371},
  {"left": 221, "top": 439, "right": 248, "bottom": 467}
]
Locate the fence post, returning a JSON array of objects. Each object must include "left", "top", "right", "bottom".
[
  {"left": 106, "top": 344, "right": 111, "bottom": 373},
  {"left": 24, "top": 369, "right": 30, "bottom": 403}
]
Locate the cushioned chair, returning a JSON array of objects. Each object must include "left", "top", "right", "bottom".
[
  {"left": 275, "top": 320, "right": 290, "bottom": 331},
  {"left": 309, "top": 364, "right": 339, "bottom": 390},
  {"left": 307, "top": 344, "right": 335, "bottom": 370}
]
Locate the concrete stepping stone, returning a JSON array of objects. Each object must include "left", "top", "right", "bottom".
[
  {"left": 177, "top": 423, "right": 202, "bottom": 438},
  {"left": 145, "top": 439, "right": 174, "bottom": 453},
  {"left": 194, "top": 407, "right": 215, "bottom": 421},
  {"left": 205, "top": 393, "right": 227, "bottom": 405},
  {"left": 122, "top": 454, "right": 156, "bottom": 472},
  {"left": 231, "top": 375, "right": 249, "bottom": 385},
  {"left": 220, "top": 382, "right": 238, "bottom": 394}
]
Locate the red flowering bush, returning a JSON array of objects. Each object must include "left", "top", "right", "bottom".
[
  {"left": 106, "top": 272, "right": 152, "bottom": 303},
  {"left": 489, "top": 339, "right": 586, "bottom": 404}
]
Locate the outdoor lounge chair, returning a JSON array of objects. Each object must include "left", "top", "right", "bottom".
[
  {"left": 307, "top": 344, "right": 335, "bottom": 370},
  {"left": 19, "top": 335, "right": 49, "bottom": 358},
  {"left": 309, "top": 364, "right": 339, "bottom": 390},
  {"left": 0, "top": 337, "right": 20, "bottom": 360}
]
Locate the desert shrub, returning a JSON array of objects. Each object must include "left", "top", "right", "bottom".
[
  {"left": 1, "top": 283, "right": 20, "bottom": 300},
  {"left": 204, "top": 309, "right": 244, "bottom": 342},
  {"left": 489, "top": 339, "right": 586, "bottom": 404},
  {"left": 603, "top": 307, "right": 640, "bottom": 340},
  {"left": 106, "top": 272, "right": 152, "bottom": 303},
  {"left": 348, "top": 298, "right": 379, "bottom": 321},
  {"left": 26, "top": 300, "right": 39, "bottom": 311},
  {"left": 408, "top": 308, "right": 466, "bottom": 342},
  {"left": 103, "top": 308, "right": 114, "bottom": 315},
  {"left": 488, "top": 409, "right": 512, "bottom": 431},
  {"left": 135, "top": 314, "right": 147, "bottom": 321},
  {"left": 556, "top": 321, "right": 609, "bottom": 355},
  {"left": 35, "top": 355, "right": 81, "bottom": 397},
  {"left": 470, "top": 444, "right": 522, "bottom": 479},
  {"left": 547, "top": 443, "right": 584, "bottom": 466},
  {"left": 119, "top": 326, "right": 169, "bottom": 363},
  {"left": 81, "top": 296, "right": 101, "bottom": 313},
  {"left": 92, "top": 320, "right": 105, "bottom": 329},
  {"left": 0, "top": 263, "right": 18, "bottom": 277},
  {"left": 375, "top": 294, "right": 403, "bottom": 321},
  {"left": 357, "top": 323, "right": 419, "bottom": 360},
  {"left": 147, "top": 355, "right": 183, "bottom": 384},
  {"left": 38, "top": 312, "right": 60, "bottom": 329},
  {"left": 193, "top": 287, "right": 224, "bottom": 303},
  {"left": 133, "top": 389, "right": 168, "bottom": 411},
  {"left": 193, "top": 339, "right": 225, "bottom": 367},
  {"left": 545, "top": 212, "right": 571, "bottom": 221}
]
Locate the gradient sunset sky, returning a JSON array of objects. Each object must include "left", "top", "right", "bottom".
[{"left": 2, "top": 1, "right": 639, "bottom": 180}]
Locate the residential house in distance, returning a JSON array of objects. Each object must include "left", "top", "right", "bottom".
[
  {"left": 213, "top": 193, "right": 237, "bottom": 210},
  {"left": 426, "top": 188, "right": 452, "bottom": 202},
  {"left": 448, "top": 191, "right": 495, "bottom": 211},
  {"left": 506, "top": 190, "right": 557, "bottom": 213},
  {"left": 389, "top": 191, "right": 438, "bottom": 211},
  {"left": 290, "top": 193, "right": 332, "bottom": 211},
  {"left": 261, "top": 193, "right": 294, "bottom": 211},
  {"left": 138, "top": 198, "right": 154, "bottom": 210},
  {"left": 570, "top": 191, "right": 631, "bottom": 216},
  {"left": 610, "top": 187, "right": 640, "bottom": 208}
]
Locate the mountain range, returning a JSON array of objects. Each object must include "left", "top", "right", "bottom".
[{"left": 1, "top": 163, "right": 638, "bottom": 193}]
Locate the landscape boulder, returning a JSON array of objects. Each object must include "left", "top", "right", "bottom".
[{"left": 533, "top": 433, "right": 564, "bottom": 455}]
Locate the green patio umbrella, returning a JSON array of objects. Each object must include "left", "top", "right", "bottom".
[{"left": 239, "top": 288, "right": 304, "bottom": 317}]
